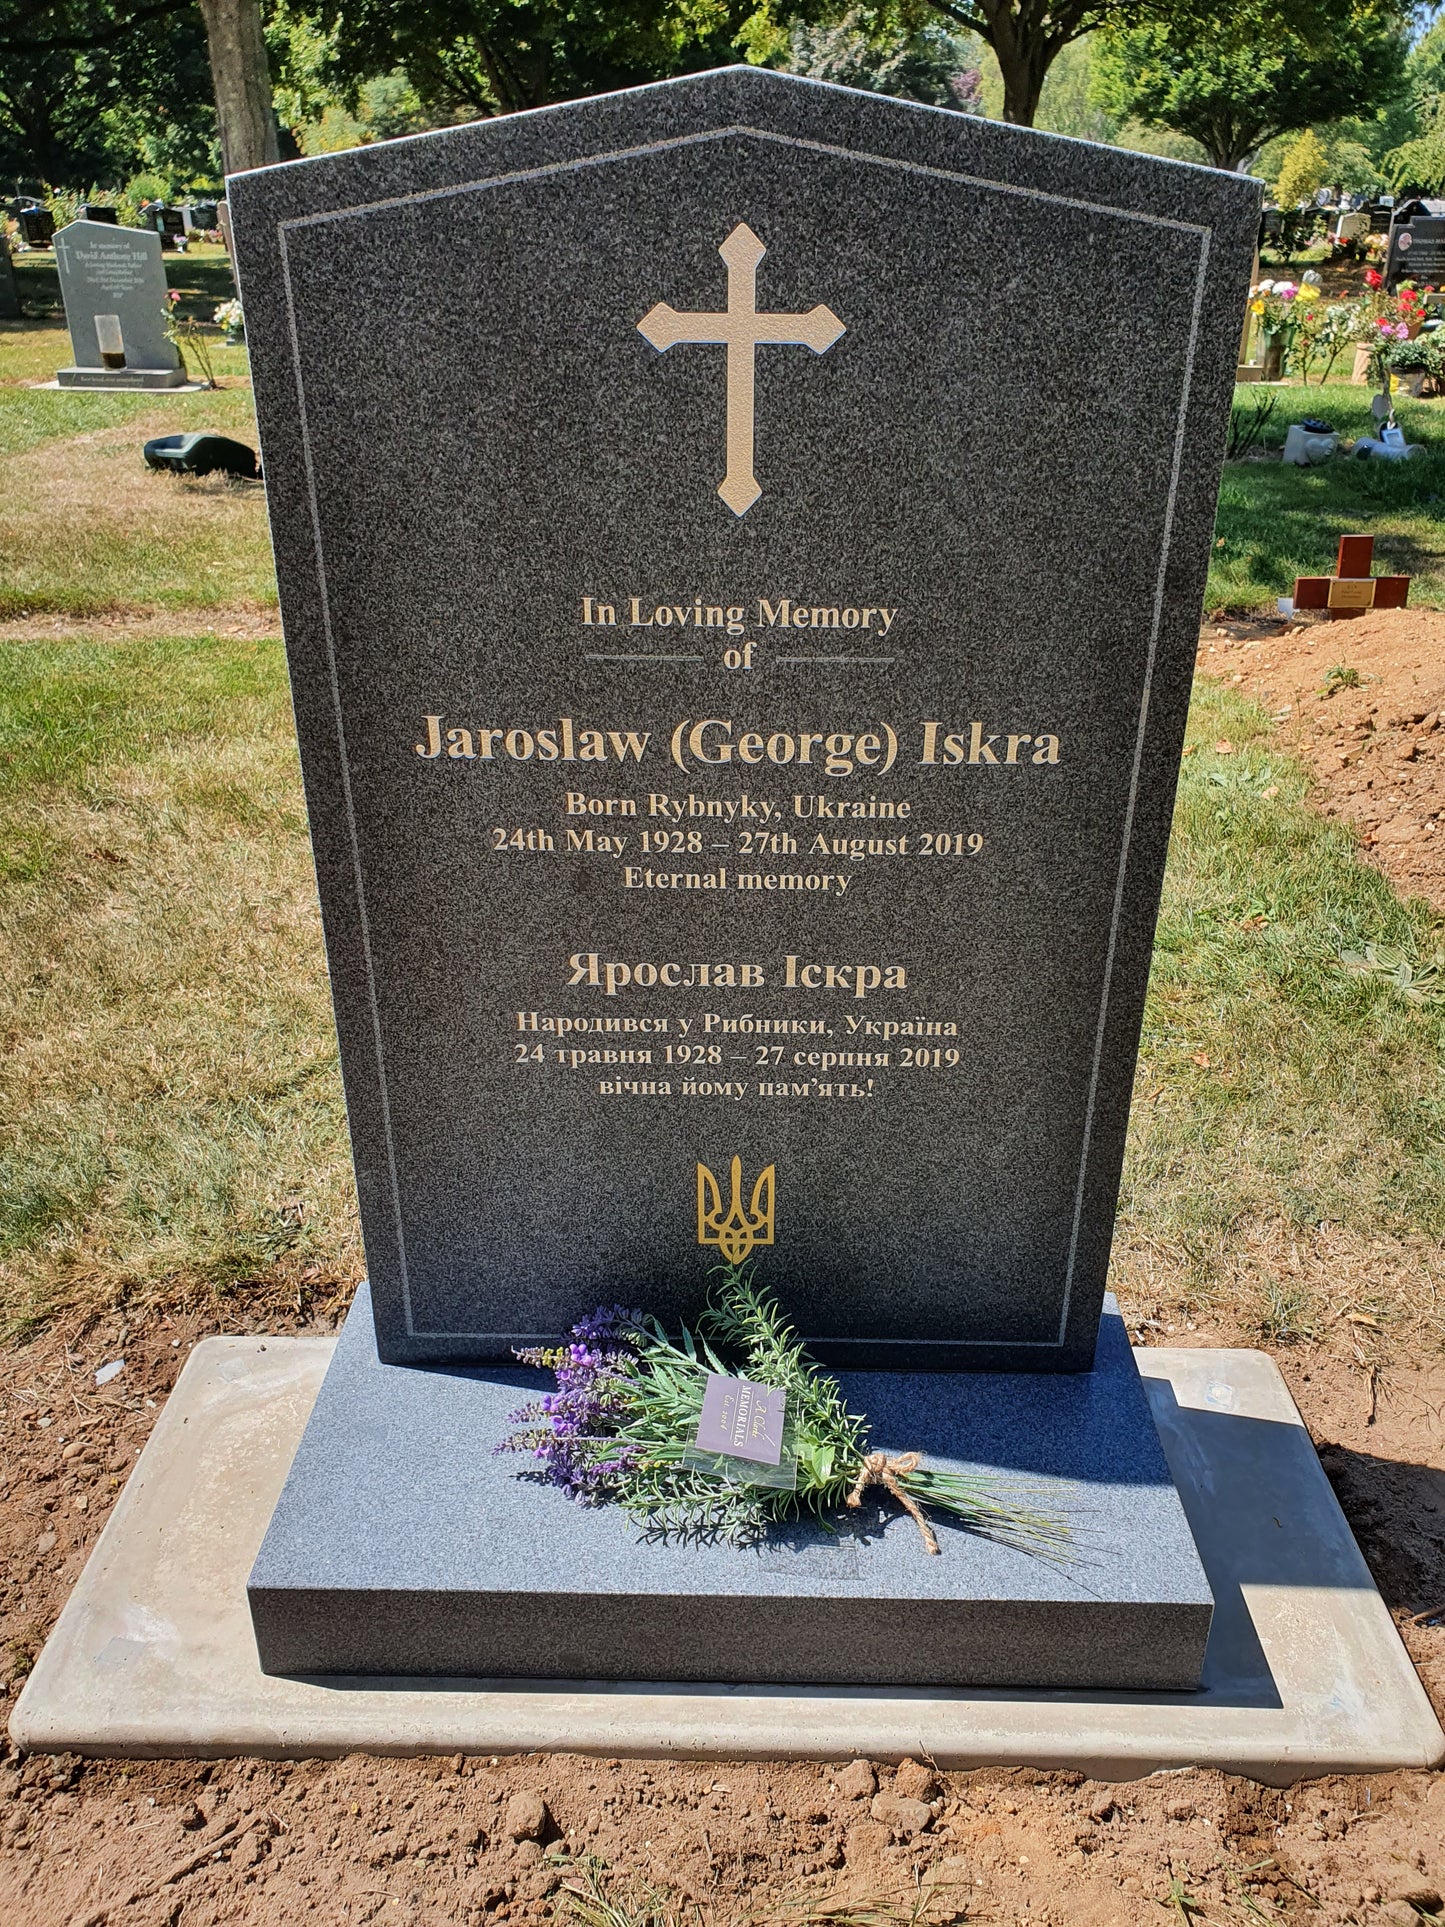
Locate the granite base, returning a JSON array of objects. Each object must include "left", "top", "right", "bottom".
[
  {"left": 56, "top": 365, "right": 189, "bottom": 389},
  {"left": 247, "top": 1289, "right": 1212, "bottom": 1691}
]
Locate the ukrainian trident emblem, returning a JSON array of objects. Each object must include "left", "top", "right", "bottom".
[{"left": 696, "top": 1157, "right": 776, "bottom": 1264}]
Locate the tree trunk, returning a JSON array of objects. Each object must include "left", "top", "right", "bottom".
[
  {"left": 198, "top": 0, "right": 280, "bottom": 178},
  {"left": 990, "top": 26, "right": 1047, "bottom": 124}
]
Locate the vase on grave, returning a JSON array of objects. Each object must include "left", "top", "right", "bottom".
[
  {"left": 1351, "top": 344, "right": 1374, "bottom": 384},
  {"left": 1262, "top": 332, "right": 1284, "bottom": 380}
]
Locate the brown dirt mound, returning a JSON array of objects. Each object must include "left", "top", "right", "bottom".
[{"left": 1200, "top": 606, "right": 1445, "bottom": 910}]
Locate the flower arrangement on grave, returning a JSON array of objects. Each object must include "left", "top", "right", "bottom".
[
  {"left": 214, "top": 298, "right": 245, "bottom": 345},
  {"left": 1291, "top": 299, "right": 1357, "bottom": 384},
  {"left": 498, "top": 1271, "right": 1068, "bottom": 1559}
]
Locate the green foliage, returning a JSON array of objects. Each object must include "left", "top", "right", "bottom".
[
  {"left": 1274, "top": 126, "right": 1330, "bottom": 206},
  {"left": 1093, "top": 0, "right": 1409, "bottom": 172},
  {"left": 0, "top": 0, "right": 219, "bottom": 189},
  {"left": 781, "top": 7, "right": 980, "bottom": 111},
  {"left": 315, "top": 0, "right": 789, "bottom": 119}
]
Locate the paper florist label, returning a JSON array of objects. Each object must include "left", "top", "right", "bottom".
[{"left": 695, "top": 1373, "right": 786, "bottom": 1465}]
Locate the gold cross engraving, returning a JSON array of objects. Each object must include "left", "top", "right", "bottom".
[
  {"left": 697, "top": 1156, "right": 776, "bottom": 1264},
  {"left": 638, "top": 224, "right": 845, "bottom": 516}
]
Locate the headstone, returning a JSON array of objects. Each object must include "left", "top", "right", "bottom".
[
  {"left": 0, "top": 235, "right": 20, "bottom": 319},
  {"left": 53, "top": 220, "right": 186, "bottom": 389},
  {"left": 1386, "top": 215, "right": 1445, "bottom": 288},
  {"left": 232, "top": 68, "right": 1257, "bottom": 1689},
  {"left": 188, "top": 201, "right": 220, "bottom": 232},
  {"left": 77, "top": 203, "right": 119, "bottom": 225},
  {"left": 17, "top": 206, "right": 54, "bottom": 249}
]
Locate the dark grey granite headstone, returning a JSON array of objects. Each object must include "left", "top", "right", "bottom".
[
  {"left": 54, "top": 219, "right": 185, "bottom": 388},
  {"left": 249, "top": 1287, "right": 1213, "bottom": 1688},
  {"left": 0, "top": 237, "right": 20, "bottom": 320},
  {"left": 230, "top": 70, "right": 1258, "bottom": 1370},
  {"left": 1386, "top": 215, "right": 1445, "bottom": 289}
]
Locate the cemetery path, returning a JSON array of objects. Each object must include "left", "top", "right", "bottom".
[
  {"left": 0, "top": 1303, "right": 1440, "bottom": 1926},
  {"left": 0, "top": 607, "right": 281, "bottom": 645},
  {"left": 1201, "top": 606, "right": 1445, "bottom": 912}
]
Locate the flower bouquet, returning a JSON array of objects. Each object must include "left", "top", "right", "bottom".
[{"left": 499, "top": 1271, "right": 1068, "bottom": 1559}]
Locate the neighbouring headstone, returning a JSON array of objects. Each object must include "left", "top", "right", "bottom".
[
  {"left": 77, "top": 202, "right": 119, "bottom": 225},
  {"left": 17, "top": 205, "right": 54, "bottom": 249},
  {"left": 53, "top": 219, "right": 185, "bottom": 388},
  {"left": 233, "top": 67, "right": 1257, "bottom": 1689},
  {"left": 1386, "top": 214, "right": 1445, "bottom": 288},
  {"left": 0, "top": 234, "right": 20, "bottom": 319}
]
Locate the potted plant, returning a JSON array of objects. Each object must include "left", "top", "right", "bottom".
[{"left": 1385, "top": 330, "right": 1445, "bottom": 397}]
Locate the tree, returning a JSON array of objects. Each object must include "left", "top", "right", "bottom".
[
  {"left": 1381, "top": 15, "right": 1445, "bottom": 192},
  {"left": 314, "top": 0, "right": 768, "bottom": 120},
  {"left": 0, "top": 0, "right": 279, "bottom": 180},
  {"left": 0, "top": 0, "right": 218, "bottom": 186},
  {"left": 198, "top": 0, "right": 279, "bottom": 171},
  {"left": 782, "top": 6, "right": 981, "bottom": 109},
  {"left": 901, "top": 0, "right": 1119, "bottom": 126},
  {"left": 1092, "top": 0, "right": 1409, "bottom": 174},
  {"left": 1273, "top": 125, "right": 1329, "bottom": 204}
]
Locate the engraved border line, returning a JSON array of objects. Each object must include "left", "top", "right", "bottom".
[{"left": 279, "top": 227, "right": 418, "bottom": 1335}]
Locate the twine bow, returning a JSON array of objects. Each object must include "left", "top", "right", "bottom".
[{"left": 845, "top": 1450, "right": 940, "bottom": 1555}]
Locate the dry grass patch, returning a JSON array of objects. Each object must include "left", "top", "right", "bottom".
[
  {"left": 0, "top": 633, "right": 359, "bottom": 1336},
  {"left": 0, "top": 419, "right": 275, "bottom": 619}
]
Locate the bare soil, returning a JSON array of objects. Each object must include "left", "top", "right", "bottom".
[
  {"left": 0, "top": 1292, "right": 1441, "bottom": 1927},
  {"left": 1200, "top": 606, "right": 1445, "bottom": 910}
]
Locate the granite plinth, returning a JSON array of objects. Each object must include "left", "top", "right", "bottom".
[
  {"left": 56, "top": 365, "right": 189, "bottom": 389},
  {"left": 247, "top": 1287, "right": 1211, "bottom": 1689},
  {"left": 14, "top": 1331, "right": 1441, "bottom": 1779}
]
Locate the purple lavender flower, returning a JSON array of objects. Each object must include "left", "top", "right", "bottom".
[{"left": 497, "top": 1305, "right": 643, "bottom": 1502}]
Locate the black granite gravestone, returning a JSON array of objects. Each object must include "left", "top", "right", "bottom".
[
  {"left": 1386, "top": 214, "right": 1445, "bottom": 288},
  {"left": 234, "top": 71, "right": 1257, "bottom": 1687},
  {"left": 233, "top": 68, "right": 1257, "bottom": 1375},
  {"left": 0, "top": 237, "right": 20, "bottom": 320}
]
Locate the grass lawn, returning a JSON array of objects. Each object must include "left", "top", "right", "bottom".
[
  {"left": 1209, "top": 383, "right": 1445, "bottom": 612},
  {"left": 1, "top": 318, "right": 271, "bottom": 620}
]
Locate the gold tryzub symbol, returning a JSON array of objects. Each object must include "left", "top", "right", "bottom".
[{"left": 697, "top": 1156, "right": 775, "bottom": 1264}]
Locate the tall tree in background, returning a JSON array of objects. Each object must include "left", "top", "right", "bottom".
[
  {"left": 198, "top": 0, "right": 279, "bottom": 170},
  {"left": 0, "top": 0, "right": 278, "bottom": 180},
  {"left": 1092, "top": 0, "right": 1409, "bottom": 172},
  {"left": 0, "top": 0, "right": 217, "bottom": 184},
  {"left": 907, "top": 0, "right": 1115, "bottom": 125}
]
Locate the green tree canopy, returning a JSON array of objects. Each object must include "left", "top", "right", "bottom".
[
  {"left": 1092, "top": 0, "right": 1409, "bottom": 173},
  {"left": 0, "top": 0, "right": 217, "bottom": 186}
]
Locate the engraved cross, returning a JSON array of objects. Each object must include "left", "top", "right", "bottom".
[{"left": 637, "top": 223, "right": 845, "bottom": 516}]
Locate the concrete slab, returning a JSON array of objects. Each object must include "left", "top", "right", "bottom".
[{"left": 11, "top": 1336, "right": 1444, "bottom": 1783}]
